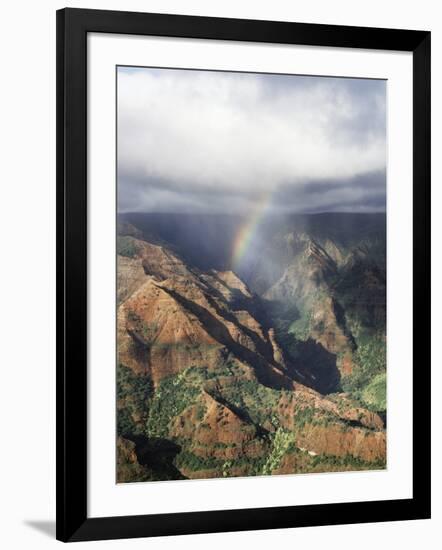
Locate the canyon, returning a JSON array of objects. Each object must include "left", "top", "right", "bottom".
[{"left": 116, "top": 212, "right": 387, "bottom": 482}]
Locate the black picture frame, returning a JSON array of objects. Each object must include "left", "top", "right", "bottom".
[{"left": 56, "top": 7, "right": 431, "bottom": 543}]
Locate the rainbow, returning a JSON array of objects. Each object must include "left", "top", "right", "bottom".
[{"left": 231, "top": 191, "right": 272, "bottom": 269}]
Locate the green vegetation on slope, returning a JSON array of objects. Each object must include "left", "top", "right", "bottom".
[
  {"left": 174, "top": 451, "right": 224, "bottom": 472},
  {"left": 262, "top": 428, "right": 294, "bottom": 475},
  {"left": 220, "top": 378, "right": 281, "bottom": 426},
  {"left": 310, "top": 452, "right": 386, "bottom": 471},
  {"left": 362, "top": 372, "right": 387, "bottom": 412},
  {"left": 341, "top": 334, "right": 386, "bottom": 412},
  {"left": 117, "top": 235, "right": 139, "bottom": 258},
  {"left": 117, "top": 364, "right": 152, "bottom": 437},
  {"left": 146, "top": 368, "right": 204, "bottom": 438}
]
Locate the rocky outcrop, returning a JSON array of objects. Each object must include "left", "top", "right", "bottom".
[
  {"left": 118, "top": 260, "right": 294, "bottom": 389},
  {"left": 170, "top": 391, "right": 269, "bottom": 461}
]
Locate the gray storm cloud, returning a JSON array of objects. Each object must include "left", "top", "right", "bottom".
[{"left": 117, "top": 67, "right": 386, "bottom": 213}]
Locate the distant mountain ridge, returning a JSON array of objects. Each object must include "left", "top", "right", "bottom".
[{"left": 118, "top": 212, "right": 386, "bottom": 277}]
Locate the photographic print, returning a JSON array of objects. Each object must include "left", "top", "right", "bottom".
[{"left": 116, "top": 66, "right": 387, "bottom": 483}]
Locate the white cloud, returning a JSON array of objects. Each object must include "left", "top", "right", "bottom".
[{"left": 117, "top": 68, "right": 386, "bottom": 211}]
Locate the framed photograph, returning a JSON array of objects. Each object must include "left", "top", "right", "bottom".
[{"left": 56, "top": 8, "right": 431, "bottom": 542}]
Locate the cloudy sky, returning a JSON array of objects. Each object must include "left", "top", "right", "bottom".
[{"left": 117, "top": 66, "right": 386, "bottom": 214}]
